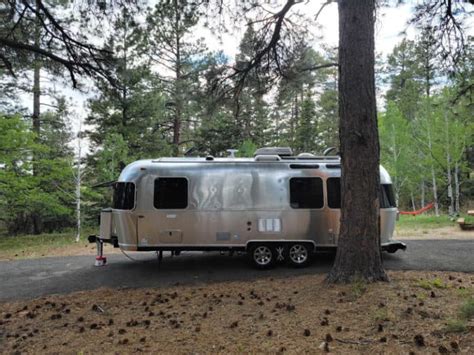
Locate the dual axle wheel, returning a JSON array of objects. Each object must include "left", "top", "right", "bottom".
[{"left": 249, "top": 243, "right": 313, "bottom": 269}]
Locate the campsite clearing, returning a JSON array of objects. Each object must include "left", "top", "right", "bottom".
[{"left": 1, "top": 271, "right": 473, "bottom": 354}]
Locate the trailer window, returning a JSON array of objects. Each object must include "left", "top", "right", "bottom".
[
  {"left": 290, "top": 177, "right": 324, "bottom": 209},
  {"left": 327, "top": 177, "right": 341, "bottom": 209},
  {"left": 380, "top": 184, "right": 396, "bottom": 208},
  {"left": 154, "top": 178, "right": 188, "bottom": 209},
  {"left": 113, "top": 182, "right": 135, "bottom": 210}
]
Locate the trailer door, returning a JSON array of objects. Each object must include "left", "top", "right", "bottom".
[
  {"left": 136, "top": 177, "right": 189, "bottom": 247},
  {"left": 326, "top": 177, "right": 341, "bottom": 244}
]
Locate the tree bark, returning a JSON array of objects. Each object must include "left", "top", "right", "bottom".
[{"left": 327, "top": 0, "right": 388, "bottom": 283}]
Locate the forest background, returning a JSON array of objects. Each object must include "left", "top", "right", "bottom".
[{"left": 0, "top": 0, "right": 472, "bottom": 236}]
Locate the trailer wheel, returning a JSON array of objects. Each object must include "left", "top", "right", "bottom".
[
  {"left": 249, "top": 244, "right": 276, "bottom": 269},
  {"left": 287, "top": 243, "right": 312, "bottom": 268},
  {"left": 386, "top": 246, "right": 398, "bottom": 254}
]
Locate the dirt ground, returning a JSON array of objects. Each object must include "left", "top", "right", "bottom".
[
  {"left": 0, "top": 242, "right": 120, "bottom": 261},
  {"left": 0, "top": 271, "right": 472, "bottom": 354},
  {"left": 1, "top": 226, "right": 471, "bottom": 261},
  {"left": 395, "top": 226, "right": 474, "bottom": 240}
]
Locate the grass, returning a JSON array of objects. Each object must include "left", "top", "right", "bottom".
[
  {"left": 416, "top": 277, "right": 448, "bottom": 290},
  {"left": 444, "top": 297, "right": 474, "bottom": 333},
  {"left": 351, "top": 276, "right": 368, "bottom": 299},
  {"left": 445, "top": 319, "right": 468, "bottom": 333},
  {"left": 462, "top": 214, "right": 474, "bottom": 224},
  {"left": 0, "top": 228, "right": 96, "bottom": 260},
  {"left": 372, "top": 307, "right": 391, "bottom": 322},
  {"left": 396, "top": 214, "right": 455, "bottom": 230},
  {"left": 459, "top": 298, "right": 474, "bottom": 320}
]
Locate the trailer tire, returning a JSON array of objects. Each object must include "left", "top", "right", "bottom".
[
  {"left": 248, "top": 244, "right": 276, "bottom": 269},
  {"left": 386, "top": 246, "right": 398, "bottom": 254},
  {"left": 287, "top": 243, "right": 312, "bottom": 268}
]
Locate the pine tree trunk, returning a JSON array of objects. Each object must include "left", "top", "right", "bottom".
[
  {"left": 326, "top": 0, "right": 388, "bottom": 283},
  {"left": 291, "top": 95, "right": 299, "bottom": 146}
]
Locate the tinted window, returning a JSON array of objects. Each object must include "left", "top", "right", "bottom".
[
  {"left": 290, "top": 177, "right": 324, "bottom": 209},
  {"left": 380, "top": 184, "right": 396, "bottom": 208},
  {"left": 154, "top": 178, "right": 188, "bottom": 209},
  {"left": 325, "top": 180, "right": 397, "bottom": 209},
  {"left": 327, "top": 177, "right": 341, "bottom": 209},
  {"left": 289, "top": 164, "right": 319, "bottom": 169},
  {"left": 113, "top": 182, "right": 135, "bottom": 210}
]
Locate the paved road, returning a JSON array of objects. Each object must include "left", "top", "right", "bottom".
[{"left": 0, "top": 239, "right": 473, "bottom": 301}]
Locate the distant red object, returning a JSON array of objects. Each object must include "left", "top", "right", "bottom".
[{"left": 399, "top": 202, "right": 435, "bottom": 216}]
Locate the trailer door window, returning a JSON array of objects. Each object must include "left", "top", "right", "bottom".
[
  {"left": 327, "top": 177, "right": 341, "bottom": 209},
  {"left": 113, "top": 182, "right": 135, "bottom": 210},
  {"left": 290, "top": 177, "right": 324, "bottom": 209},
  {"left": 154, "top": 178, "right": 188, "bottom": 209},
  {"left": 380, "top": 184, "right": 396, "bottom": 208}
]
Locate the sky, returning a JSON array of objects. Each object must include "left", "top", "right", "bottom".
[
  {"left": 198, "top": 1, "right": 418, "bottom": 60},
  {"left": 19, "top": 0, "right": 473, "bottom": 155}
]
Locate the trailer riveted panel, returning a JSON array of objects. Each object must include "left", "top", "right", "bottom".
[
  {"left": 216, "top": 232, "right": 231, "bottom": 241},
  {"left": 159, "top": 230, "right": 183, "bottom": 243}
]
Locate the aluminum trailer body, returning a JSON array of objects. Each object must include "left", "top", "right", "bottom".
[{"left": 94, "top": 152, "right": 405, "bottom": 267}]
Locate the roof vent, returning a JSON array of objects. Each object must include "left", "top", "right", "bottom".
[
  {"left": 255, "top": 155, "right": 281, "bottom": 162},
  {"left": 254, "top": 147, "right": 293, "bottom": 157},
  {"left": 205, "top": 155, "right": 214, "bottom": 161},
  {"left": 226, "top": 149, "right": 238, "bottom": 158},
  {"left": 297, "top": 152, "right": 316, "bottom": 158}
]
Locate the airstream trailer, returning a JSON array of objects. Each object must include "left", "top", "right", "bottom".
[{"left": 89, "top": 147, "right": 406, "bottom": 268}]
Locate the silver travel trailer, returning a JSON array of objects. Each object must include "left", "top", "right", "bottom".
[{"left": 90, "top": 147, "right": 406, "bottom": 268}]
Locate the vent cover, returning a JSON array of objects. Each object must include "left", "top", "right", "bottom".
[{"left": 254, "top": 147, "right": 293, "bottom": 157}]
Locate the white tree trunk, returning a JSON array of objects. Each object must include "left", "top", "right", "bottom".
[
  {"left": 391, "top": 121, "right": 400, "bottom": 205},
  {"left": 444, "top": 111, "right": 454, "bottom": 216},
  {"left": 75, "top": 121, "right": 82, "bottom": 243},
  {"left": 427, "top": 127, "right": 439, "bottom": 216},
  {"left": 454, "top": 162, "right": 460, "bottom": 214},
  {"left": 420, "top": 180, "right": 425, "bottom": 208},
  {"left": 411, "top": 192, "right": 416, "bottom": 211}
]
